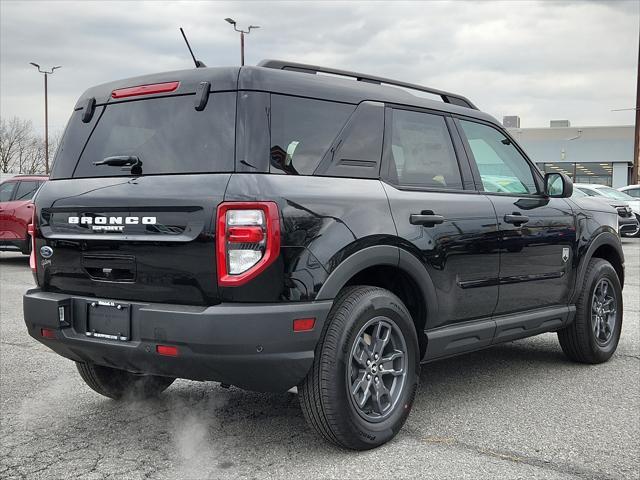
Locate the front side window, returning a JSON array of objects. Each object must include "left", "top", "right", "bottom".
[
  {"left": 270, "top": 95, "right": 354, "bottom": 175},
  {"left": 388, "top": 109, "right": 462, "bottom": 189},
  {"left": 14, "top": 181, "right": 40, "bottom": 201},
  {"left": 459, "top": 120, "right": 538, "bottom": 194},
  {"left": 0, "top": 182, "right": 16, "bottom": 202}
]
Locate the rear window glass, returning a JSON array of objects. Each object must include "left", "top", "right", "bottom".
[
  {"left": 270, "top": 95, "right": 354, "bottom": 175},
  {"left": 14, "top": 181, "right": 41, "bottom": 201},
  {"left": 70, "top": 93, "right": 236, "bottom": 178}
]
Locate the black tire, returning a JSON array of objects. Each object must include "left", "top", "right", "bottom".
[
  {"left": 21, "top": 235, "right": 31, "bottom": 255},
  {"left": 299, "top": 286, "right": 420, "bottom": 450},
  {"left": 76, "top": 362, "right": 175, "bottom": 400},
  {"left": 558, "top": 258, "right": 623, "bottom": 364}
]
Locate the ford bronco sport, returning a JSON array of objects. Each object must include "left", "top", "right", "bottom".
[{"left": 23, "top": 60, "right": 625, "bottom": 450}]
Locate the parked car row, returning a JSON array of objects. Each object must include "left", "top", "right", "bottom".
[
  {"left": 573, "top": 183, "right": 640, "bottom": 238},
  {"left": 0, "top": 175, "right": 48, "bottom": 254}
]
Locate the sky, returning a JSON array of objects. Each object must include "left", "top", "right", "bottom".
[{"left": 1, "top": 0, "right": 638, "bottom": 136}]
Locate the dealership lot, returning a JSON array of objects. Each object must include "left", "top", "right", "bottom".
[{"left": 0, "top": 240, "right": 638, "bottom": 480}]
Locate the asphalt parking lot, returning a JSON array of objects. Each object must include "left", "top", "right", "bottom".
[{"left": 1, "top": 240, "right": 638, "bottom": 480}]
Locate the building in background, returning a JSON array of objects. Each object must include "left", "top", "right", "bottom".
[{"left": 505, "top": 116, "right": 634, "bottom": 188}]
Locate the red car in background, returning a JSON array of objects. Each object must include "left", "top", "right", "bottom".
[{"left": 0, "top": 175, "right": 48, "bottom": 254}]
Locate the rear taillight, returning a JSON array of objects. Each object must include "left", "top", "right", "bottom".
[
  {"left": 28, "top": 209, "right": 37, "bottom": 275},
  {"left": 216, "top": 202, "right": 280, "bottom": 286}
]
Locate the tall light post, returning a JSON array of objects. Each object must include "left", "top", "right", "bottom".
[
  {"left": 30, "top": 63, "right": 61, "bottom": 175},
  {"left": 224, "top": 18, "right": 259, "bottom": 66}
]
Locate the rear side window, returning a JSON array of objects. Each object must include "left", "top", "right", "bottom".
[
  {"left": 0, "top": 182, "right": 16, "bottom": 202},
  {"left": 270, "top": 95, "right": 354, "bottom": 175},
  {"left": 71, "top": 93, "right": 236, "bottom": 178},
  {"left": 387, "top": 109, "right": 462, "bottom": 189},
  {"left": 14, "top": 181, "right": 40, "bottom": 201}
]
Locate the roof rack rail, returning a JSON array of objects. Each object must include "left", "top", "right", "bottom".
[{"left": 258, "top": 59, "right": 478, "bottom": 110}]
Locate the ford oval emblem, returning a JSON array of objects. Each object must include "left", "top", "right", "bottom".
[{"left": 40, "top": 246, "right": 54, "bottom": 259}]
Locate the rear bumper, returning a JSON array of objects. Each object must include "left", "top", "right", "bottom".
[{"left": 23, "top": 289, "right": 332, "bottom": 392}]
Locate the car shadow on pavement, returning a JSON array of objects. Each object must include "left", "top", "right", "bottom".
[{"left": 0, "top": 253, "right": 29, "bottom": 265}]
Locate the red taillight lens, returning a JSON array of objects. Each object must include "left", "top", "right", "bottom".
[
  {"left": 216, "top": 202, "right": 281, "bottom": 287},
  {"left": 293, "top": 318, "right": 316, "bottom": 332},
  {"left": 156, "top": 345, "right": 179, "bottom": 357},
  {"left": 111, "top": 81, "right": 179, "bottom": 99},
  {"left": 28, "top": 210, "right": 37, "bottom": 275},
  {"left": 227, "top": 226, "right": 265, "bottom": 244}
]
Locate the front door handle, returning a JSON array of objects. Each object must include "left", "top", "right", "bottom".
[
  {"left": 504, "top": 213, "right": 529, "bottom": 225},
  {"left": 410, "top": 212, "right": 445, "bottom": 227}
]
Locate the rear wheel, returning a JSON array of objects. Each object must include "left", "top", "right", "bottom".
[
  {"left": 76, "top": 362, "right": 175, "bottom": 400},
  {"left": 299, "top": 286, "right": 419, "bottom": 450},
  {"left": 558, "top": 258, "right": 623, "bottom": 363}
]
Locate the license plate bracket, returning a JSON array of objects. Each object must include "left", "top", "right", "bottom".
[{"left": 86, "top": 301, "right": 131, "bottom": 341}]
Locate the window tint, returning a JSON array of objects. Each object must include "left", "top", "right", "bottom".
[
  {"left": 14, "top": 181, "right": 40, "bottom": 201},
  {"left": 270, "top": 95, "right": 354, "bottom": 175},
  {"left": 73, "top": 93, "right": 236, "bottom": 178},
  {"left": 388, "top": 109, "right": 462, "bottom": 189},
  {"left": 459, "top": 120, "right": 538, "bottom": 194},
  {"left": 0, "top": 182, "right": 16, "bottom": 202}
]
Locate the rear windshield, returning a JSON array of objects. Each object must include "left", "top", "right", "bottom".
[{"left": 55, "top": 92, "right": 236, "bottom": 179}]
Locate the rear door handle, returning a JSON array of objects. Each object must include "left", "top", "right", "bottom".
[
  {"left": 410, "top": 212, "right": 445, "bottom": 227},
  {"left": 504, "top": 213, "right": 529, "bottom": 225}
]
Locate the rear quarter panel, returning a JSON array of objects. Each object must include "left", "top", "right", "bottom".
[{"left": 223, "top": 174, "right": 397, "bottom": 302}]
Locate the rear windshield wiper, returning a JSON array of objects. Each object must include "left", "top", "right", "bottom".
[{"left": 93, "top": 156, "right": 143, "bottom": 175}]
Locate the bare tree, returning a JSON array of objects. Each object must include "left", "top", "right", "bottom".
[{"left": 0, "top": 117, "right": 33, "bottom": 173}]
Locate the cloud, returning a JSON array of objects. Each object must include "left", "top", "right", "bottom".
[{"left": 1, "top": 0, "right": 638, "bottom": 134}]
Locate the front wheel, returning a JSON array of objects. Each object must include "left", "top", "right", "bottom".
[
  {"left": 558, "top": 258, "right": 623, "bottom": 363},
  {"left": 299, "top": 286, "right": 419, "bottom": 450},
  {"left": 76, "top": 362, "right": 175, "bottom": 400}
]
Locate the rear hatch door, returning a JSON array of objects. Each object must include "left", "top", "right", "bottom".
[{"left": 34, "top": 69, "right": 238, "bottom": 305}]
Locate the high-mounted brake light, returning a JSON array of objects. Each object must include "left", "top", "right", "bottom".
[
  {"left": 216, "top": 202, "right": 280, "bottom": 286},
  {"left": 111, "top": 81, "right": 180, "bottom": 99}
]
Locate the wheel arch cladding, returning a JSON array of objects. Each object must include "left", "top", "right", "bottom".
[
  {"left": 316, "top": 245, "right": 437, "bottom": 359},
  {"left": 573, "top": 232, "right": 624, "bottom": 303}
]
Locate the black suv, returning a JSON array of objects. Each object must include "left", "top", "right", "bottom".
[{"left": 24, "top": 60, "right": 625, "bottom": 450}]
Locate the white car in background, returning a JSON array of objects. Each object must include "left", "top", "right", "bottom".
[
  {"left": 574, "top": 183, "right": 640, "bottom": 237},
  {"left": 619, "top": 184, "right": 640, "bottom": 199}
]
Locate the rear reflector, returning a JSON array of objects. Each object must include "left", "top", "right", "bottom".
[
  {"left": 293, "top": 318, "right": 315, "bottom": 332},
  {"left": 112, "top": 81, "right": 180, "bottom": 99},
  {"left": 156, "top": 345, "right": 179, "bottom": 357},
  {"left": 40, "top": 328, "right": 56, "bottom": 339}
]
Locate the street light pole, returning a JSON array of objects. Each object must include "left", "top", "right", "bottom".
[
  {"left": 224, "top": 18, "right": 260, "bottom": 66},
  {"left": 633, "top": 29, "right": 640, "bottom": 184},
  {"left": 29, "top": 63, "right": 61, "bottom": 175}
]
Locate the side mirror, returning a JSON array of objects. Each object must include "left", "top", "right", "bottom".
[{"left": 544, "top": 172, "right": 573, "bottom": 198}]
